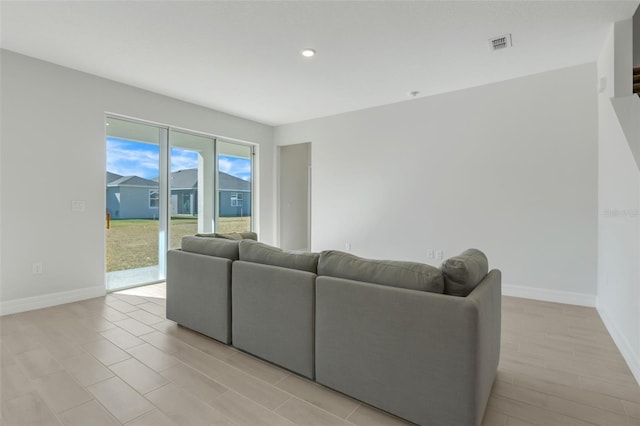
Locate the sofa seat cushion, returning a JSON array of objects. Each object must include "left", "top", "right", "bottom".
[
  {"left": 318, "top": 251, "right": 444, "bottom": 293},
  {"left": 239, "top": 240, "right": 319, "bottom": 273},
  {"left": 181, "top": 236, "right": 240, "bottom": 260},
  {"left": 441, "top": 249, "right": 488, "bottom": 296}
]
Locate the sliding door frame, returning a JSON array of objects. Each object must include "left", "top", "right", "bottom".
[{"left": 105, "top": 115, "right": 170, "bottom": 291}]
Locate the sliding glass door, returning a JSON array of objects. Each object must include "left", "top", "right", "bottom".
[
  {"left": 105, "top": 117, "right": 168, "bottom": 291},
  {"left": 106, "top": 116, "right": 255, "bottom": 291},
  {"left": 169, "top": 130, "right": 215, "bottom": 249},
  {"left": 217, "top": 140, "right": 253, "bottom": 233}
]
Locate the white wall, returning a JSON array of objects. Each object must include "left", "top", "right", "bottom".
[
  {"left": 634, "top": 9, "right": 640, "bottom": 67},
  {"left": 596, "top": 22, "right": 640, "bottom": 383},
  {"left": 615, "top": 19, "right": 634, "bottom": 97},
  {"left": 0, "top": 50, "right": 275, "bottom": 313},
  {"left": 275, "top": 63, "right": 599, "bottom": 305}
]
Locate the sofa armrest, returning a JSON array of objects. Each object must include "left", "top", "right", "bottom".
[
  {"left": 166, "top": 249, "right": 232, "bottom": 343},
  {"left": 466, "top": 269, "right": 502, "bottom": 423},
  {"left": 315, "top": 269, "right": 501, "bottom": 426}
]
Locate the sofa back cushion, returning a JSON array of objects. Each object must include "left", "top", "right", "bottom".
[
  {"left": 239, "top": 240, "right": 319, "bottom": 273},
  {"left": 441, "top": 249, "right": 488, "bottom": 296},
  {"left": 181, "top": 236, "right": 240, "bottom": 260},
  {"left": 318, "top": 251, "right": 444, "bottom": 293}
]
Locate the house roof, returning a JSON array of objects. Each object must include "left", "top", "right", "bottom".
[
  {"left": 219, "top": 171, "right": 251, "bottom": 192},
  {"left": 107, "top": 175, "right": 158, "bottom": 188},
  {"left": 107, "top": 172, "right": 123, "bottom": 184},
  {"left": 170, "top": 169, "right": 197, "bottom": 190},
  {"left": 2, "top": 2, "right": 637, "bottom": 126},
  {"left": 170, "top": 168, "right": 250, "bottom": 192},
  {"left": 107, "top": 169, "right": 250, "bottom": 191}
]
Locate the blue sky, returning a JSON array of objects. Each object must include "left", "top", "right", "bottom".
[{"left": 107, "top": 137, "right": 251, "bottom": 181}]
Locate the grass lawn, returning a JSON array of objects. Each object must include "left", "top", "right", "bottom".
[{"left": 106, "top": 216, "right": 251, "bottom": 272}]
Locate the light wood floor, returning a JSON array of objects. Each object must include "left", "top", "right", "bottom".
[{"left": 1, "top": 284, "right": 639, "bottom": 426}]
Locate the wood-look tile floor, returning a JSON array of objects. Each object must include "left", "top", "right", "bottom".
[{"left": 1, "top": 284, "right": 639, "bottom": 426}]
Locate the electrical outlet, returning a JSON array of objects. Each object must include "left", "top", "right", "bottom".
[
  {"left": 436, "top": 250, "right": 444, "bottom": 260},
  {"left": 427, "top": 249, "right": 435, "bottom": 259},
  {"left": 32, "top": 263, "right": 43, "bottom": 274},
  {"left": 345, "top": 242, "right": 351, "bottom": 251}
]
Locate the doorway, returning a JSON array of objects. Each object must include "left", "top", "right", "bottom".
[{"left": 279, "top": 142, "right": 311, "bottom": 250}]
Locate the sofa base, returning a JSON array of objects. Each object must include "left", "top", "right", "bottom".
[{"left": 315, "top": 271, "right": 501, "bottom": 426}]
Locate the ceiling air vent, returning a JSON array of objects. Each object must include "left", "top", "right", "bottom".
[{"left": 489, "top": 34, "right": 512, "bottom": 51}]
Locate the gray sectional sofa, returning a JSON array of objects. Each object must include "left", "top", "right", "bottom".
[{"left": 166, "top": 235, "right": 501, "bottom": 426}]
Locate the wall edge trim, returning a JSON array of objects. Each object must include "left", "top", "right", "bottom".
[{"left": 502, "top": 283, "right": 596, "bottom": 307}]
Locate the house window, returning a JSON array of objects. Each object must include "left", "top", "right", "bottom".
[
  {"left": 149, "top": 190, "right": 159, "bottom": 208},
  {"left": 231, "top": 192, "right": 243, "bottom": 207}
]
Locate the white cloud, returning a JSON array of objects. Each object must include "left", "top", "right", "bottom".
[
  {"left": 171, "top": 149, "right": 198, "bottom": 171},
  {"left": 107, "top": 140, "right": 251, "bottom": 181},
  {"left": 219, "top": 156, "right": 251, "bottom": 180},
  {"left": 107, "top": 139, "right": 159, "bottom": 179}
]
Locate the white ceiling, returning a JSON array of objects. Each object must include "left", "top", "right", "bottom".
[{"left": 1, "top": 1, "right": 638, "bottom": 126}]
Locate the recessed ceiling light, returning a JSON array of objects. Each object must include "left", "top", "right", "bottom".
[{"left": 301, "top": 48, "right": 316, "bottom": 58}]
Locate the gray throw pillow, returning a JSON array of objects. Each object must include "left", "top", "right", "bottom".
[
  {"left": 213, "top": 232, "right": 243, "bottom": 241},
  {"left": 238, "top": 240, "right": 319, "bottom": 273},
  {"left": 441, "top": 249, "right": 489, "bottom": 296},
  {"left": 181, "top": 236, "right": 240, "bottom": 260},
  {"left": 233, "top": 232, "right": 258, "bottom": 240},
  {"left": 195, "top": 232, "right": 258, "bottom": 241},
  {"left": 318, "top": 250, "right": 444, "bottom": 293}
]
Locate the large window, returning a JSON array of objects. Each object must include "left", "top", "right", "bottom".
[{"left": 106, "top": 116, "right": 255, "bottom": 290}]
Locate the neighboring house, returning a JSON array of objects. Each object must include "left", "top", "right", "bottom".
[
  {"left": 106, "top": 172, "right": 160, "bottom": 219},
  {"left": 218, "top": 170, "right": 252, "bottom": 218},
  {"left": 169, "top": 168, "right": 197, "bottom": 216},
  {"left": 106, "top": 169, "right": 251, "bottom": 219}
]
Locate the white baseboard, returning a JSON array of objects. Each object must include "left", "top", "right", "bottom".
[
  {"left": 502, "top": 283, "right": 596, "bottom": 307},
  {"left": 596, "top": 303, "right": 640, "bottom": 386},
  {"left": 0, "top": 286, "right": 106, "bottom": 316}
]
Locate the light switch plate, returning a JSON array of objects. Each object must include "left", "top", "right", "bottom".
[{"left": 71, "top": 200, "right": 85, "bottom": 211}]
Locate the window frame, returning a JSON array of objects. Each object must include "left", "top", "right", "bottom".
[
  {"left": 230, "top": 192, "right": 243, "bottom": 207},
  {"left": 149, "top": 189, "right": 160, "bottom": 209}
]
